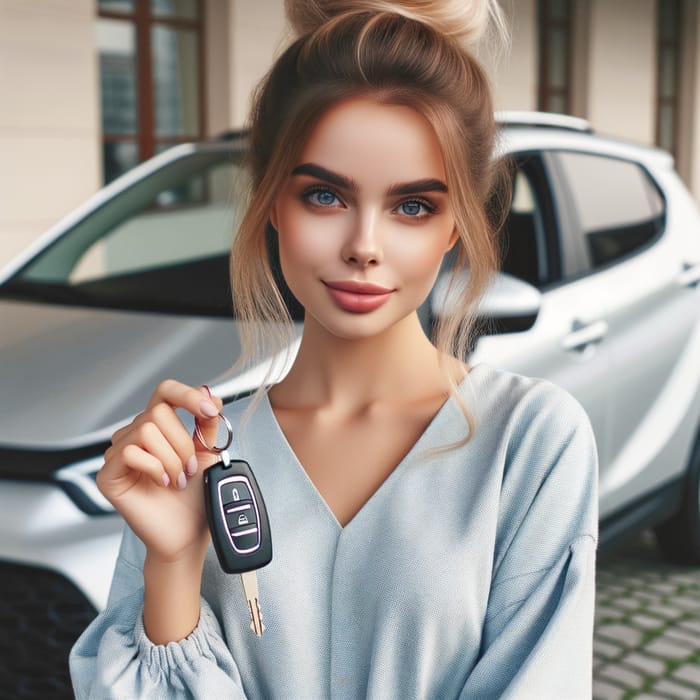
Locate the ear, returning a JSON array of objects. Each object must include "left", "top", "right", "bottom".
[
  {"left": 269, "top": 200, "right": 280, "bottom": 233},
  {"left": 446, "top": 227, "right": 460, "bottom": 251}
]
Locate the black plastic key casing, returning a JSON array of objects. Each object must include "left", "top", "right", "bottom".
[{"left": 204, "top": 458, "right": 272, "bottom": 574}]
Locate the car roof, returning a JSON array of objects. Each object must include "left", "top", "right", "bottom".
[{"left": 495, "top": 110, "right": 674, "bottom": 171}]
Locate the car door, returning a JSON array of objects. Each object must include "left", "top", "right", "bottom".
[
  {"left": 548, "top": 150, "right": 700, "bottom": 516},
  {"left": 470, "top": 152, "right": 613, "bottom": 476}
]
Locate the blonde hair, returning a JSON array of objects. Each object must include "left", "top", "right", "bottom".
[{"left": 230, "top": 1, "right": 509, "bottom": 441}]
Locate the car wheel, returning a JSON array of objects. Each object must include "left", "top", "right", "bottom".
[{"left": 654, "top": 430, "right": 700, "bottom": 564}]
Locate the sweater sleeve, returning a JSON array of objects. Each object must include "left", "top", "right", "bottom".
[
  {"left": 461, "top": 383, "right": 599, "bottom": 700},
  {"left": 69, "top": 526, "right": 247, "bottom": 699}
]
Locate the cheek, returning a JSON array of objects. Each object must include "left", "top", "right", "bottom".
[
  {"left": 388, "top": 230, "right": 454, "bottom": 284},
  {"left": 275, "top": 210, "right": 339, "bottom": 277}
]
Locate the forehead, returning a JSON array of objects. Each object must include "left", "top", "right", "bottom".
[{"left": 298, "top": 96, "right": 447, "bottom": 183}]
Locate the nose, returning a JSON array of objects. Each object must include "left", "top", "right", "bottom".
[{"left": 341, "top": 209, "right": 383, "bottom": 268}]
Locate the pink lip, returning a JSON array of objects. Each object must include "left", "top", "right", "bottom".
[
  {"left": 323, "top": 280, "right": 394, "bottom": 313},
  {"left": 324, "top": 280, "right": 393, "bottom": 294}
]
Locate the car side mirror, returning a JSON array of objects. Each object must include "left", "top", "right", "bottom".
[{"left": 429, "top": 269, "right": 542, "bottom": 335}]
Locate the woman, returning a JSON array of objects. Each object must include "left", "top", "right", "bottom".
[{"left": 70, "top": 1, "right": 598, "bottom": 697}]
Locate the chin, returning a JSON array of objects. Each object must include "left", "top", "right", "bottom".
[{"left": 307, "top": 306, "right": 417, "bottom": 342}]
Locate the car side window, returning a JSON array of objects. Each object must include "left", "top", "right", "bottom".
[
  {"left": 555, "top": 151, "right": 665, "bottom": 270},
  {"left": 498, "top": 155, "right": 560, "bottom": 289}
]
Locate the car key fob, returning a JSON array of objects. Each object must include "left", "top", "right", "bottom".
[{"left": 204, "top": 451, "right": 273, "bottom": 574}]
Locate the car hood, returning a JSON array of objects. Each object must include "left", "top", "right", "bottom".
[{"left": 0, "top": 300, "right": 291, "bottom": 447}]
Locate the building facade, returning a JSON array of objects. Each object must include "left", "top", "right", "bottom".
[{"left": 1, "top": 0, "right": 699, "bottom": 267}]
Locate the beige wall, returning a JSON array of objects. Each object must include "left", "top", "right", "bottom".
[
  {"left": 586, "top": 0, "right": 656, "bottom": 143},
  {"left": 229, "top": 0, "right": 288, "bottom": 127},
  {"left": 488, "top": 0, "right": 538, "bottom": 111},
  {"left": 0, "top": 0, "right": 101, "bottom": 269},
  {"left": 205, "top": 0, "right": 233, "bottom": 136}
]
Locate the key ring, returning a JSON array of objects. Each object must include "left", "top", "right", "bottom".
[{"left": 194, "top": 412, "right": 233, "bottom": 453}]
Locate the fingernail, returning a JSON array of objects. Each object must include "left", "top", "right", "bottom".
[
  {"left": 200, "top": 400, "right": 218, "bottom": 418},
  {"left": 162, "top": 473, "right": 170, "bottom": 487},
  {"left": 177, "top": 472, "right": 187, "bottom": 490},
  {"left": 185, "top": 454, "right": 198, "bottom": 476}
]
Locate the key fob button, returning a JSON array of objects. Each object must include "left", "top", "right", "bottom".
[
  {"left": 230, "top": 528, "right": 260, "bottom": 553},
  {"left": 225, "top": 501, "right": 257, "bottom": 529},
  {"left": 221, "top": 481, "right": 252, "bottom": 505}
]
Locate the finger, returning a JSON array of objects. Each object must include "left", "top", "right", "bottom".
[
  {"left": 111, "top": 417, "right": 139, "bottom": 446},
  {"left": 148, "top": 402, "right": 200, "bottom": 476},
  {"left": 112, "top": 420, "right": 186, "bottom": 489},
  {"left": 198, "top": 385, "right": 223, "bottom": 412},
  {"left": 146, "top": 379, "right": 220, "bottom": 422},
  {"left": 193, "top": 386, "right": 224, "bottom": 458},
  {"left": 98, "top": 443, "right": 171, "bottom": 496}
]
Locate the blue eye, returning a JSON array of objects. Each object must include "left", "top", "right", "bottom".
[
  {"left": 305, "top": 188, "right": 341, "bottom": 207},
  {"left": 398, "top": 199, "right": 435, "bottom": 217}
]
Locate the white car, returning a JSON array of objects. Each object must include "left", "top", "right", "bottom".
[{"left": 1, "top": 113, "right": 699, "bottom": 695}]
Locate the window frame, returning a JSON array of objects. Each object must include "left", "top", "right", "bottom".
[
  {"left": 537, "top": 0, "right": 573, "bottom": 114},
  {"left": 97, "top": 0, "right": 206, "bottom": 182},
  {"left": 655, "top": 0, "right": 682, "bottom": 158}
]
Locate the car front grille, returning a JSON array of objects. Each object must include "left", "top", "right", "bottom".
[{"left": 0, "top": 562, "right": 97, "bottom": 699}]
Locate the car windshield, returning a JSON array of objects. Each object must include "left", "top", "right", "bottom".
[{"left": 1, "top": 147, "right": 246, "bottom": 317}]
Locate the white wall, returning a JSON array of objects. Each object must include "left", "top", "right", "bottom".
[{"left": 0, "top": 0, "right": 101, "bottom": 269}]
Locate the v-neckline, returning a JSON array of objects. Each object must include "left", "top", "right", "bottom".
[{"left": 261, "top": 368, "right": 478, "bottom": 531}]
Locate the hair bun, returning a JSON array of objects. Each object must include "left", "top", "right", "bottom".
[{"left": 284, "top": 0, "right": 507, "bottom": 48}]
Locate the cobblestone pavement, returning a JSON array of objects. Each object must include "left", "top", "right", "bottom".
[{"left": 594, "top": 530, "right": 700, "bottom": 699}]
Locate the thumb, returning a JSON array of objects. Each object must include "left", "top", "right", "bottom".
[{"left": 193, "top": 385, "right": 224, "bottom": 459}]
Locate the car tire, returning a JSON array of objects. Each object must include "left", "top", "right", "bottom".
[{"left": 654, "top": 430, "right": 700, "bottom": 564}]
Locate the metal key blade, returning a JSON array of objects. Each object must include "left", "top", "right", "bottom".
[{"left": 240, "top": 570, "right": 265, "bottom": 636}]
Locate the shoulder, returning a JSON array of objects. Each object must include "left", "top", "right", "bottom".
[
  {"left": 480, "top": 363, "right": 597, "bottom": 531},
  {"left": 459, "top": 363, "right": 598, "bottom": 530},
  {"left": 461, "top": 363, "right": 594, "bottom": 452}
]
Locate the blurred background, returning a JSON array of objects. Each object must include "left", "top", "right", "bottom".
[{"left": 1, "top": 0, "right": 698, "bottom": 268}]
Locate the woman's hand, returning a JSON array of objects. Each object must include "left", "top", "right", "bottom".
[{"left": 97, "top": 379, "right": 224, "bottom": 565}]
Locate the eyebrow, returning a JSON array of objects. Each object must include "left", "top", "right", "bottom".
[
  {"left": 291, "top": 163, "right": 357, "bottom": 191},
  {"left": 291, "top": 163, "right": 448, "bottom": 196}
]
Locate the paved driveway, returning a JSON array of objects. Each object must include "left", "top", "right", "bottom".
[{"left": 594, "top": 531, "right": 700, "bottom": 699}]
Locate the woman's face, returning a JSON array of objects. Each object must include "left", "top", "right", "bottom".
[{"left": 270, "top": 96, "right": 458, "bottom": 341}]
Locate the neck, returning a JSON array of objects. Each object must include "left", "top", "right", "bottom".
[{"left": 272, "top": 312, "right": 463, "bottom": 411}]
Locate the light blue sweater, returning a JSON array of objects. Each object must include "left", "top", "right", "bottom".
[{"left": 70, "top": 364, "right": 598, "bottom": 699}]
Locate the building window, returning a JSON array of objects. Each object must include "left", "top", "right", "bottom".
[
  {"left": 537, "top": 0, "right": 572, "bottom": 114},
  {"left": 656, "top": 0, "right": 681, "bottom": 156},
  {"left": 97, "top": 0, "right": 204, "bottom": 183}
]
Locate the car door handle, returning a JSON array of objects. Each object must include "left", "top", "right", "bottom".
[
  {"left": 561, "top": 319, "right": 608, "bottom": 352},
  {"left": 678, "top": 261, "right": 700, "bottom": 288}
]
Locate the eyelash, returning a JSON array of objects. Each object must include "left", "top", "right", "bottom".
[
  {"left": 301, "top": 185, "right": 343, "bottom": 208},
  {"left": 301, "top": 186, "right": 439, "bottom": 218}
]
